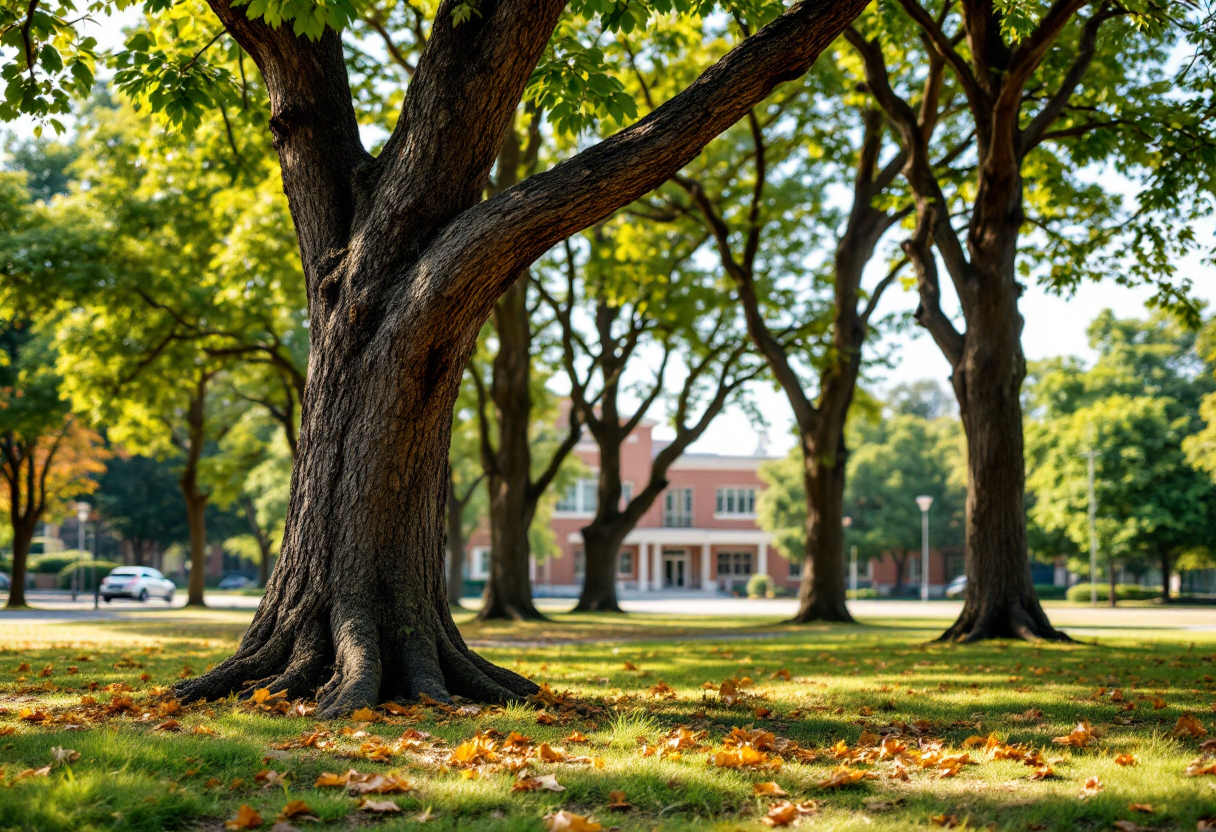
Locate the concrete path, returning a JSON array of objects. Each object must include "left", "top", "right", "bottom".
[{"left": 3, "top": 591, "right": 1214, "bottom": 638}]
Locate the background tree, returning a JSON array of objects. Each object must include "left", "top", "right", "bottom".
[
  {"left": 96, "top": 452, "right": 191, "bottom": 566},
  {"left": 447, "top": 368, "right": 487, "bottom": 608},
  {"left": 1028, "top": 311, "right": 1216, "bottom": 602},
  {"left": 538, "top": 220, "right": 759, "bottom": 613},
  {"left": 637, "top": 33, "right": 922, "bottom": 621},
  {"left": 759, "top": 385, "right": 964, "bottom": 596},
  {"left": 0, "top": 170, "right": 108, "bottom": 607},
  {"left": 847, "top": 0, "right": 1199, "bottom": 641}
]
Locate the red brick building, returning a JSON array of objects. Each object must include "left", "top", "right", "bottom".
[
  {"left": 463, "top": 420, "right": 801, "bottom": 597},
  {"left": 461, "top": 419, "right": 968, "bottom": 599}
]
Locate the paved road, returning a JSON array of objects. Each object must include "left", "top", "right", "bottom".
[{"left": 3, "top": 590, "right": 1214, "bottom": 636}]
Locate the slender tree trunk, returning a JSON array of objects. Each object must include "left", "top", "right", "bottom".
[
  {"left": 446, "top": 479, "right": 467, "bottom": 608},
  {"left": 575, "top": 524, "right": 627, "bottom": 613},
  {"left": 480, "top": 278, "right": 543, "bottom": 621},
  {"left": 175, "top": 328, "right": 536, "bottom": 715},
  {"left": 892, "top": 552, "right": 907, "bottom": 597},
  {"left": 1160, "top": 551, "right": 1171, "bottom": 604},
  {"left": 243, "top": 496, "right": 273, "bottom": 587},
  {"left": 792, "top": 441, "right": 853, "bottom": 622},
  {"left": 1109, "top": 563, "right": 1118, "bottom": 608},
  {"left": 183, "top": 487, "right": 208, "bottom": 607},
  {"left": 938, "top": 250, "right": 1066, "bottom": 642},
  {"left": 6, "top": 517, "right": 35, "bottom": 608}
]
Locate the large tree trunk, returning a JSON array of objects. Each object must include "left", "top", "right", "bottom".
[
  {"left": 937, "top": 254, "right": 1067, "bottom": 642},
  {"left": 176, "top": 331, "right": 537, "bottom": 715},
  {"left": 792, "top": 440, "right": 853, "bottom": 622},
  {"left": 479, "top": 278, "right": 544, "bottom": 621},
  {"left": 575, "top": 524, "right": 627, "bottom": 613},
  {"left": 183, "top": 487, "right": 208, "bottom": 607},
  {"left": 5, "top": 517, "right": 35, "bottom": 608}
]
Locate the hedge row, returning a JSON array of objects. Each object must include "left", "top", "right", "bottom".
[{"left": 1066, "top": 583, "right": 1160, "bottom": 603}]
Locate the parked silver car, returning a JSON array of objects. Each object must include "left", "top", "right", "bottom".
[{"left": 100, "top": 567, "right": 176, "bottom": 603}]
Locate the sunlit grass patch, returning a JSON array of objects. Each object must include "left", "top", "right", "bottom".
[{"left": 1, "top": 613, "right": 1216, "bottom": 830}]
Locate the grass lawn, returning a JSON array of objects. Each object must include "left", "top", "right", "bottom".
[{"left": 2, "top": 609, "right": 1215, "bottom": 831}]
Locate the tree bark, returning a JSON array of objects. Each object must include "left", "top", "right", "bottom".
[
  {"left": 1160, "top": 551, "right": 1171, "bottom": 604},
  {"left": 6, "top": 515, "right": 35, "bottom": 608},
  {"left": 176, "top": 0, "right": 869, "bottom": 711},
  {"left": 791, "top": 439, "right": 852, "bottom": 622},
  {"left": 577, "top": 524, "right": 628, "bottom": 612},
  {"left": 479, "top": 277, "right": 544, "bottom": 621},
  {"left": 845, "top": 4, "right": 1114, "bottom": 641},
  {"left": 1109, "top": 562, "right": 1118, "bottom": 608},
  {"left": 935, "top": 251, "right": 1067, "bottom": 641},
  {"left": 891, "top": 550, "right": 907, "bottom": 596},
  {"left": 181, "top": 375, "right": 211, "bottom": 607}
]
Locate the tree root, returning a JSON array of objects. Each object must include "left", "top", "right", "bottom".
[
  {"left": 789, "top": 594, "right": 855, "bottom": 624},
  {"left": 937, "top": 595, "right": 1072, "bottom": 644},
  {"left": 173, "top": 602, "right": 538, "bottom": 714}
]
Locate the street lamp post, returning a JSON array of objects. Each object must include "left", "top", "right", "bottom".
[
  {"left": 916, "top": 495, "right": 933, "bottom": 601},
  {"left": 74, "top": 502, "right": 89, "bottom": 602}
]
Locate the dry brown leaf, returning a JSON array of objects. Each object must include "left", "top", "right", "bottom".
[
  {"left": 544, "top": 810, "right": 603, "bottom": 832},
  {"left": 818, "top": 765, "right": 877, "bottom": 789},
  {"left": 1174, "top": 714, "right": 1208, "bottom": 739},
  {"left": 1080, "top": 776, "right": 1102, "bottom": 798},
  {"left": 754, "top": 781, "right": 787, "bottom": 796},
  {"left": 1186, "top": 757, "right": 1216, "bottom": 777},
  {"left": 350, "top": 707, "right": 378, "bottom": 722},
  {"left": 1052, "top": 721, "right": 1095, "bottom": 748},
  {"left": 11, "top": 766, "right": 51, "bottom": 782},
  {"left": 1114, "top": 754, "right": 1137, "bottom": 767},
  {"left": 225, "top": 805, "right": 264, "bottom": 830},
  {"left": 277, "top": 801, "right": 318, "bottom": 822},
  {"left": 1128, "top": 803, "right": 1153, "bottom": 814},
  {"left": 1029, "top": 765, "right": 1055, "bottom": 780},
  {"left": 607, "top": 791, "right": 633, "bottom": 810},
  {"left": 358, "top": 799, "right": 401, "bottom": 813},
  {"left": 761, "top": 802, "right": 799, "bottom": 827},
  {"left": 565, "top": 731, "right": 589, "bottom": 744},
  {"left": 1112, "top": 822, "right": 1154, "bottom": 832},
  {"left": 929, "top": 815, "right": 959, "bottom": 828},
  {"left": 513, "top": 773, "right": 565, "bottom": 792},
  {"left": 154, "top": 720, "right": 182, "bottom": 732}
]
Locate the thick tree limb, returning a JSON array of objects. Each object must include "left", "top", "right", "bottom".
[
  {"left": 1019, "top": 2, "right": 1120, "bottom": 154},
  {"left": 426, "top": 0, "right": 871, "bottom": 314}
]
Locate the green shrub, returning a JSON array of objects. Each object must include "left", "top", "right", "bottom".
[
  {"left": 1066, "top": 582, "right": 1160, "bottom": 603},
  {"left": 747, "top": 573, "right": 775, "bottom": 599},
  {"left": 1033, "top": 583, "right": 1068, "bottom": 600},
  {"left": 847, "top": 588, "right": 880, "bottom": 600},
  {"left": 57, "top": 560, "right": 123, "bottom": 590},
  {"left": 29, "top": 552, "right": 80, "bottom": 574}
]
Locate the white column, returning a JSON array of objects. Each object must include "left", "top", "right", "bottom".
[
  {"left": 652, "top": 546, "right": 663, "bottom": 591},
  {"left": 758, "top": 540, "right": 769, "bottom": 576},
  {"left": 638, "top": 541, "right": 649, "bottom": 593},
  {"left": 701, "top": 543, "right": 714, "bottom": 593}
]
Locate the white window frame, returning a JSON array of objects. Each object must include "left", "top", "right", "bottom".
[
  {"left": 617, "top": 550, "right": 633, "bottom": 577},
  {"left": 620, "top": 481, "right": 634, "bottom": 510},
  {"left": 664, "top": 487, "right": 694, "bottom": 528},
  {"left": 714, "top": 486, "right": 757, "bottom": 519},
  {"left": 469, "top": 546, "right": 491, "bottom": 580},
  {"left": 574, "top": 550, "right": 586, "bottom": 579},
  {"left": 555, "top": 477, "right": 599, "bottom": 517},
  {"left": 716, "top": 550, "right": 754, "bottom": 577}
]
